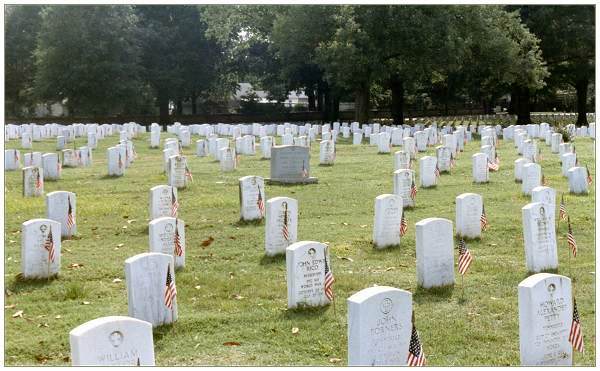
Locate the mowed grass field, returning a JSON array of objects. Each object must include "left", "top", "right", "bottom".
[{"left": 3, "top": 127, "right": 596, "bottom": 366}]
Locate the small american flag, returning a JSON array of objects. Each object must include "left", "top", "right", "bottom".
[
  {"left": 282, "top": 204, "right": 290, "bottom": 242},
  {"left": 480, "top": 205, "right": 488, "bottom": 231},
  {"left": 66, "top": 196, "right": 75, "bottom": 230},
  {"left": 408, "top": 159, "right": 412, "bottom": 169},
  {"left": 586, "top": 165, "right": 593, "bottom": 185},
  {"left": 43, "top": 226, "right": 56, "bottom": 263},
  {"left": 171, "top": 187, "right": 179, "bottom": 217},
  {"left": 559, "top": 194, "right": 568, "bottom": 221},
  {"left": 457, "top": 238, "right": 473, "bottom": 275},
  {"left": 256, "top": 185, "right": 265, "bottom": 217},
  {"left": 537, "top": 148, "right": 543, "bottom": 161},
  {"left": 410, "top": 179, "right": 418, "bottom": 201},
  {"left": 567, "top": 217, "right": 577, "bottom": 258},
  {"left": 400, "top": 214, "right": 408, "bottom": 237},
  {"left": 569, "top": 298, "right": 584, "bottom": 353},
  {"left": 450, "top": 153, "right": 456, "bottom": 168},
  {"left": 125, "top": 148, "right": 129, "bottom": 163},
  {"left": 35, "top": 169, "right": 43, "bottom": 190},
  {"left": 235, "top": 154, "right": 241, "bottom": 167},
  {"left": 434, "top": 164, "right": 441, "bottom": 179},
  {"left": 174, "top": 220, "right": 183, "bottom": 257},
  {"left": 323, "top": 250, "right": 334, "bottom": 301},
  {"left": 301, "top": 160, "right": 308, "bottom": 178},
  {"left": 488, "top": 159, "right": 499, "bottom": 171},
  {"left": 185, "top": 164, "right": 194, "bottom": 182},
  {"left": 14, "top": 150, "right": 18, "bottom": 163},
  {"left": 164, "top": 265, "right": 177, "bottom": 310},
  {"left": 407, "top": 324, "right": 426, "bottom": 366},
  {"left": 118, "top": 153, "right": 123, "bottom": 169}
]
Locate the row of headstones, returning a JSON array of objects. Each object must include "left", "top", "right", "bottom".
[
  {"left": 6, "top": 147, "right": 91, "bottom": 172},
  {"left": 66, "top": 270, "right": 576, "bottom": 365}
]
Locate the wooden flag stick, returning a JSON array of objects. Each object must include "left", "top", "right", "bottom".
[{"left": 461, "top": 274, "right": 465, "bottom": 302}]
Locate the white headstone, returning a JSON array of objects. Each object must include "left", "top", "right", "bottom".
[
  {"left": 265, "top": 197, "right": 297, "bottom": 256},
  {"left": 518, "top": 273, "right": 572, "bottom": 365},
  {"left": 69, "top": 316, "right": 155, "bottom": 366},
  {"left": 286, "top": 241, "right": 332, "bottom": 308},
  {"left": 455, "top": 193, "right": 483, "bottom": 239},
  {"left": 124, "top": 252, "right": 178, "bottom": 327},
  {"left": 107, "top": 147, "right": 125, "bottom": 176},
  {"left": 522, "top": 202, "right": 558, "bottom": 272},
  {"left": 21, "top": 219, "right": 61, "bottom": 279},
  {"left": 393, "top": 169, "right": 416, "bottom": 208},
  {"left": 5, "top": 149, "right": 20, "bottom": 170},
  {"left": 567, "top": 166, "right": 589, "bottom": 194},
  {"left": 560, "top": 153, "right": 577, "bottom": 177},
  {"left": 347, "top": 286, "right": 413, "bottom": 366},
  {"left": 472, "top": 153, "right": 489, "bottom": 183},
  {"left": 22, "top": 166, "right": 44, "bottom": 197},
  {"left": 319, "top": 140, "right": 336, "bottom": 165},
  {"left": 148, "top": 217, "right": 185, "bottom": 269},
  {"left": 531, "top": 186, "right": 556, "bottom": 214},
  {"left": 149, "top": 185, "right": 178, "bottom": 220},
  {"left": 514, "top": 158, "right": 531, "bottom": 183},
  {"left": 394, "top": 150, "right": 410, "bottom": 171},
  {"left": 167, "top": 155, "right": 190, "bottom": 189},
  {"left": 415, "top": 218, "right": 454, "bottom": 288},
  {"left": 239, "top": 175, "right": 266, "bottom": 221},
  {"left": 419, "top": 156, "right": 438, "bottom": 188},
  {"left": 46, "top": 191, "right": 77, "bottom": 237},
  {"left": 551, "top": 133, "right": 562, "bottom": 153},
  {"left": 372, "top": 194, "right": 403, "bottom": 249},
  {"left": 522, "top": 163, "right": 542, "bottom": 196}
]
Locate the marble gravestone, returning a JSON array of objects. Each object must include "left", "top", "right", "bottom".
[
  {"left": 107, "top": 147, "right": 125, "bottom": 177},
  {"left": 378, "top": 132, "right": 391, "bottom": 153},
  {"left": 5, "top": 149, "right": 20, "bottom": 170},
  {"left": 150, "top": 131, "right": 160, "bottom": 148},
  {"left": 531, "top": 186, "right": 556, "bottom": 215},
  {"left": 163, "top": 148, "right": 177, "bottom": 173},
  {"left": 567, "top": 166, "right": 589, "bottom": 194},
  {"left": 22, "top": 166, "right": 44, "bottom": 197},
  {"left": 268, "top": 145, "right": 317, "bottom": 184},
  {"left": 518, "top": 273, "right": 572, "bottom": 366},
  {"left": 56, "top": 136, "right": 66, "bottom": 150},
  {"left": 62, "top": 149, "right": 79, "bottom": 168},
  {"left": 514, "top": 158, "right": 531, "bottom": 183},
  {"left": 125, "top": 252, "right": 178, "bottom": 327},
  {"left": 69, "top": 316, "right": 155, "bottom": 366},
  {"left": 415, "top": 218, "right": 455, "bottom": 289},
  {"left": 522, "top": 202, "right": 558, "bottom": 273},
  {"left": 347, "top": 286, "right": 412, "bottom": 366},
  {"left": 403, "top": 137, "right": 416, "bottom": 159},
  {"left": 560, "top": 153, "right": 577, "bottom": 177},
  {"left": 550, "top": 133, "right": 562, "bottom": 153},
  {"left": 286, "top": 241, "right": 332, "bottom": 309},
  {"left": 372, "top": 194, "right": 403, "bottom": 249},
  {"left": 149, "top": 185, "right": 178, "bottom": 220},
  {"left": 472, "top": 153, "right": 489, "bottom": 183},
  {"left": 522, "top": 163, "right": 542, "bottom": 196},
  {"left": 21, "top": 132, "right": 32, "bottom": 149},
  {"left": 42, "top": 153, "right": 61, "bottom": 180},
  {"left": 21, "top": 219, "right": 61, "bottom": 279},
  {"left": 167, "top": 155, "right": 189, "bottom": 189},
  {"left": 394, "top": 151, "right": 410, "bottom": 171},
  {"left": 196, "top": 139, "right": 208, "bottom": 157},
  {"left": 419, "top": 156, "right": 438, "bottom": 188},
  {"left": 455, "top": 193, "right": 483, "bottom": 239},
  {"left": 260, "top": 136, "right": 274, "bottom": 159},
  {"left": 46, "top": 191, "right": 77, "bottom": 238},
  {"left": 23, "top": 151, "right": 42, "bottom": 168},
  {"left": 353, "top": 132, "right": 363, "bottom": 145},
  {"left": 219, "top": 147, "right": 237, "bottom": 172},
  {"left": 319, "top": 140, "right": 336, "bottom": 165},
  {"left": 415, "top": 131, "right": 428, "bottom": 152},
  {"left": 148, "top": 217, "right": 185, "bottom": 269},
  {"left": 393, "top": 169, "right": 416, "bottom": 208},
  {"left": 436, "top": 146, "right": 452, "bottom": 173},
  {"left": 239, "top": 175, "right": 266, "bottom": 221},
  {"left": 265, "top": 197, "right": 298, "bottom": 256}
]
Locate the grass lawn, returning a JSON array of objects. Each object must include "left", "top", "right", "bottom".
[{"left": 3, "top": 128, "right": 596, "bottom": 366}]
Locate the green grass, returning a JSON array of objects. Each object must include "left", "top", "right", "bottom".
[{"left": 4, "top": 129, "right": 595, "bottom": 366}]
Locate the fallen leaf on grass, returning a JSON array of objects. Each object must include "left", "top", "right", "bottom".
[
  {"left": 360, "top": 225, "right": 367, "bottom": 228},
  {"left": 230, "top": 294, "right": 244, "bottom": 300},
  {"left": 223, "top": 341, "right": 241, "bottom": 346},
  {"left": 194, "top": 285, "right": 201, "bottom": 290},
  {"left": 117, "top": 243, "right": 124, "bottom": 247},
  {"left": 38, "top": 323, "right": 49, "bottom": 328},
  {"left": 35, "top": 355, "right": 49, "bottom": 364},
  {"left": 68, "top": 263, "right": 83, "bottom": 269},
  {"left": 12, "top": 310, "right": 23, "bottom": 318},
  {"left": 5, "top": 304, "right": 16, "bottom": 309},
  {"left": 229, "top": 236, "right": 236, "bottom": 240},
  {"left": 112, "top": 278, "right": 122, "bottom": 283},
  {"left": 64, "top": 248, "right": 72, "bottom": 253},
  {"left": 9, "top": 240, "right": 15, "bottom": 244},
  {"left": 329, "top": 358, "right": 342, "bottom": 363},
  {"left": 229, "top": 272, "right": 235, "bottom": 279},
  {"left": 201, "top": 237, "right": 215, "bottom": 247},
  {"left": 122, "top": 226, "right": 128, "bottom": 229},
  {"left": 5, "top": 288, "right": 14, "bottom": 296},
  {"left": 126, "top": 219, "right": 137, "bottom": 224},
  {"left": 81, "top": 301, "right": 90, "bottom": 305},
  {"left": 292, "top": 327, "right": 299, "bottom": 335},
  {"left": 55, "top": 315, "right": 61, "bottom": 319},
  {"left": 339, "top": 256, "right": 354, "bottom": 262},
  {"left": 342, "top": 222, "right": 348, "bottom": 226}
]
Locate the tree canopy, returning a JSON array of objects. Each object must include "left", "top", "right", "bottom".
[{"left": 4, "top": 4, "right": 595, "bottom": 124}]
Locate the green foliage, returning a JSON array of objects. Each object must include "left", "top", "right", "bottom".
[{"left": 33, "top": 6, "right": 143, "bottom": 116}]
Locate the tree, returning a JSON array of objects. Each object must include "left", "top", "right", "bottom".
[
  {"left": 5, "top": 5, "right": 43, "bottom": 116},
  {"left": 33, "top": 6, "right": 143, "bottom": 116},
  {"left": 520, "top": 6, "right": 594, "bottom": 125}
]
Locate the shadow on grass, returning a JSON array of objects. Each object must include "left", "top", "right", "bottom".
[
  {"left": 259, "top": 254, "right": 285, "bottom": 265},
  {"left": 413, "top": 285, "right": 455, "bottom": 304},
  {"left": 153, "top": 322, "right": 177, "bottom": 342},
  {"left": 8, "top": 273, "right": 59, "bottom": 293},
  {"left": 524, "top": 267, "right": 559, "bottom": 279},
  {"left": 282, "top": 305, "right": 329, "bottom": 320},
  {"left": 234, "top": 219, "right": 264, "bottom": 228},
  {"left": 99, "top": 174, "right": 122, "bottom": 180}
]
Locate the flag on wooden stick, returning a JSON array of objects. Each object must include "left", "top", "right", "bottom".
[
  {"left": 457, "top": 238, "right": 473, "bottom": 275},
  {"left": 66, "top": 196, "right": 75, "bottom": 230},
  {"left": 480, "top": 204, "right": 489, "bottom": 231},
  {"left": 174, "top": 219, "right": 183, "bottom": 257},
  {"left": 323, "top": 249, "right": 335, "bottom": 302},
  {"left": 43, "top": 226, "right": 56, "bottom": 263},
  {"left": 407, "top": 323, "right": 426, "bottom": 366},
  {"left": 400, "top": 214, "right": 408, "bottom": 237},
  {"left": 567, "top": 217, "right": 577, "bottom": 258},
  {"left": 569, "top": 298, "right": 584, "bottom": 353},
  {"left": 171, "top": 187, "right": 179, "bottom": 218},
  {"left": 164, "top": 265, "right": 177, "bottom": 310},
  {"left": 559, "top": 194, "right": 568, "bottom": 221}
]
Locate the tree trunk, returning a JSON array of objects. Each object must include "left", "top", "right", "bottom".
[
  {"left": 515, "top": 86, "right": 532, "bottom": 125},
  {"left": 176, "top": 99, "right": 183, "bottom": 115},
  {"left": 191, "top": 92, "right": 197, "bottom": 115},
  {"left": 158, "top": 91, "right": 170, "bottom": 128},
  {"left": 354, "top": 83, "right": 370, "bottom": 124},
  {"left": 307, "top": 88, "right": 316, "bottom": 111},
  {"left": 390, "top": 79, "right": 404, "bottom": 126},
  {"left": 575, "top": 79, "right": 588, "bottom": 126},
  {"left": 317, "top": 87, "right": 324, "bottom": 112},
  {"left": 332, "top": 94, "right": 340, "bottom": 122}
]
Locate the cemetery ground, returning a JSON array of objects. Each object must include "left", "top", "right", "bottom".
[{"left": 4, "top": 131, "right": 595, "bottom": 366}]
